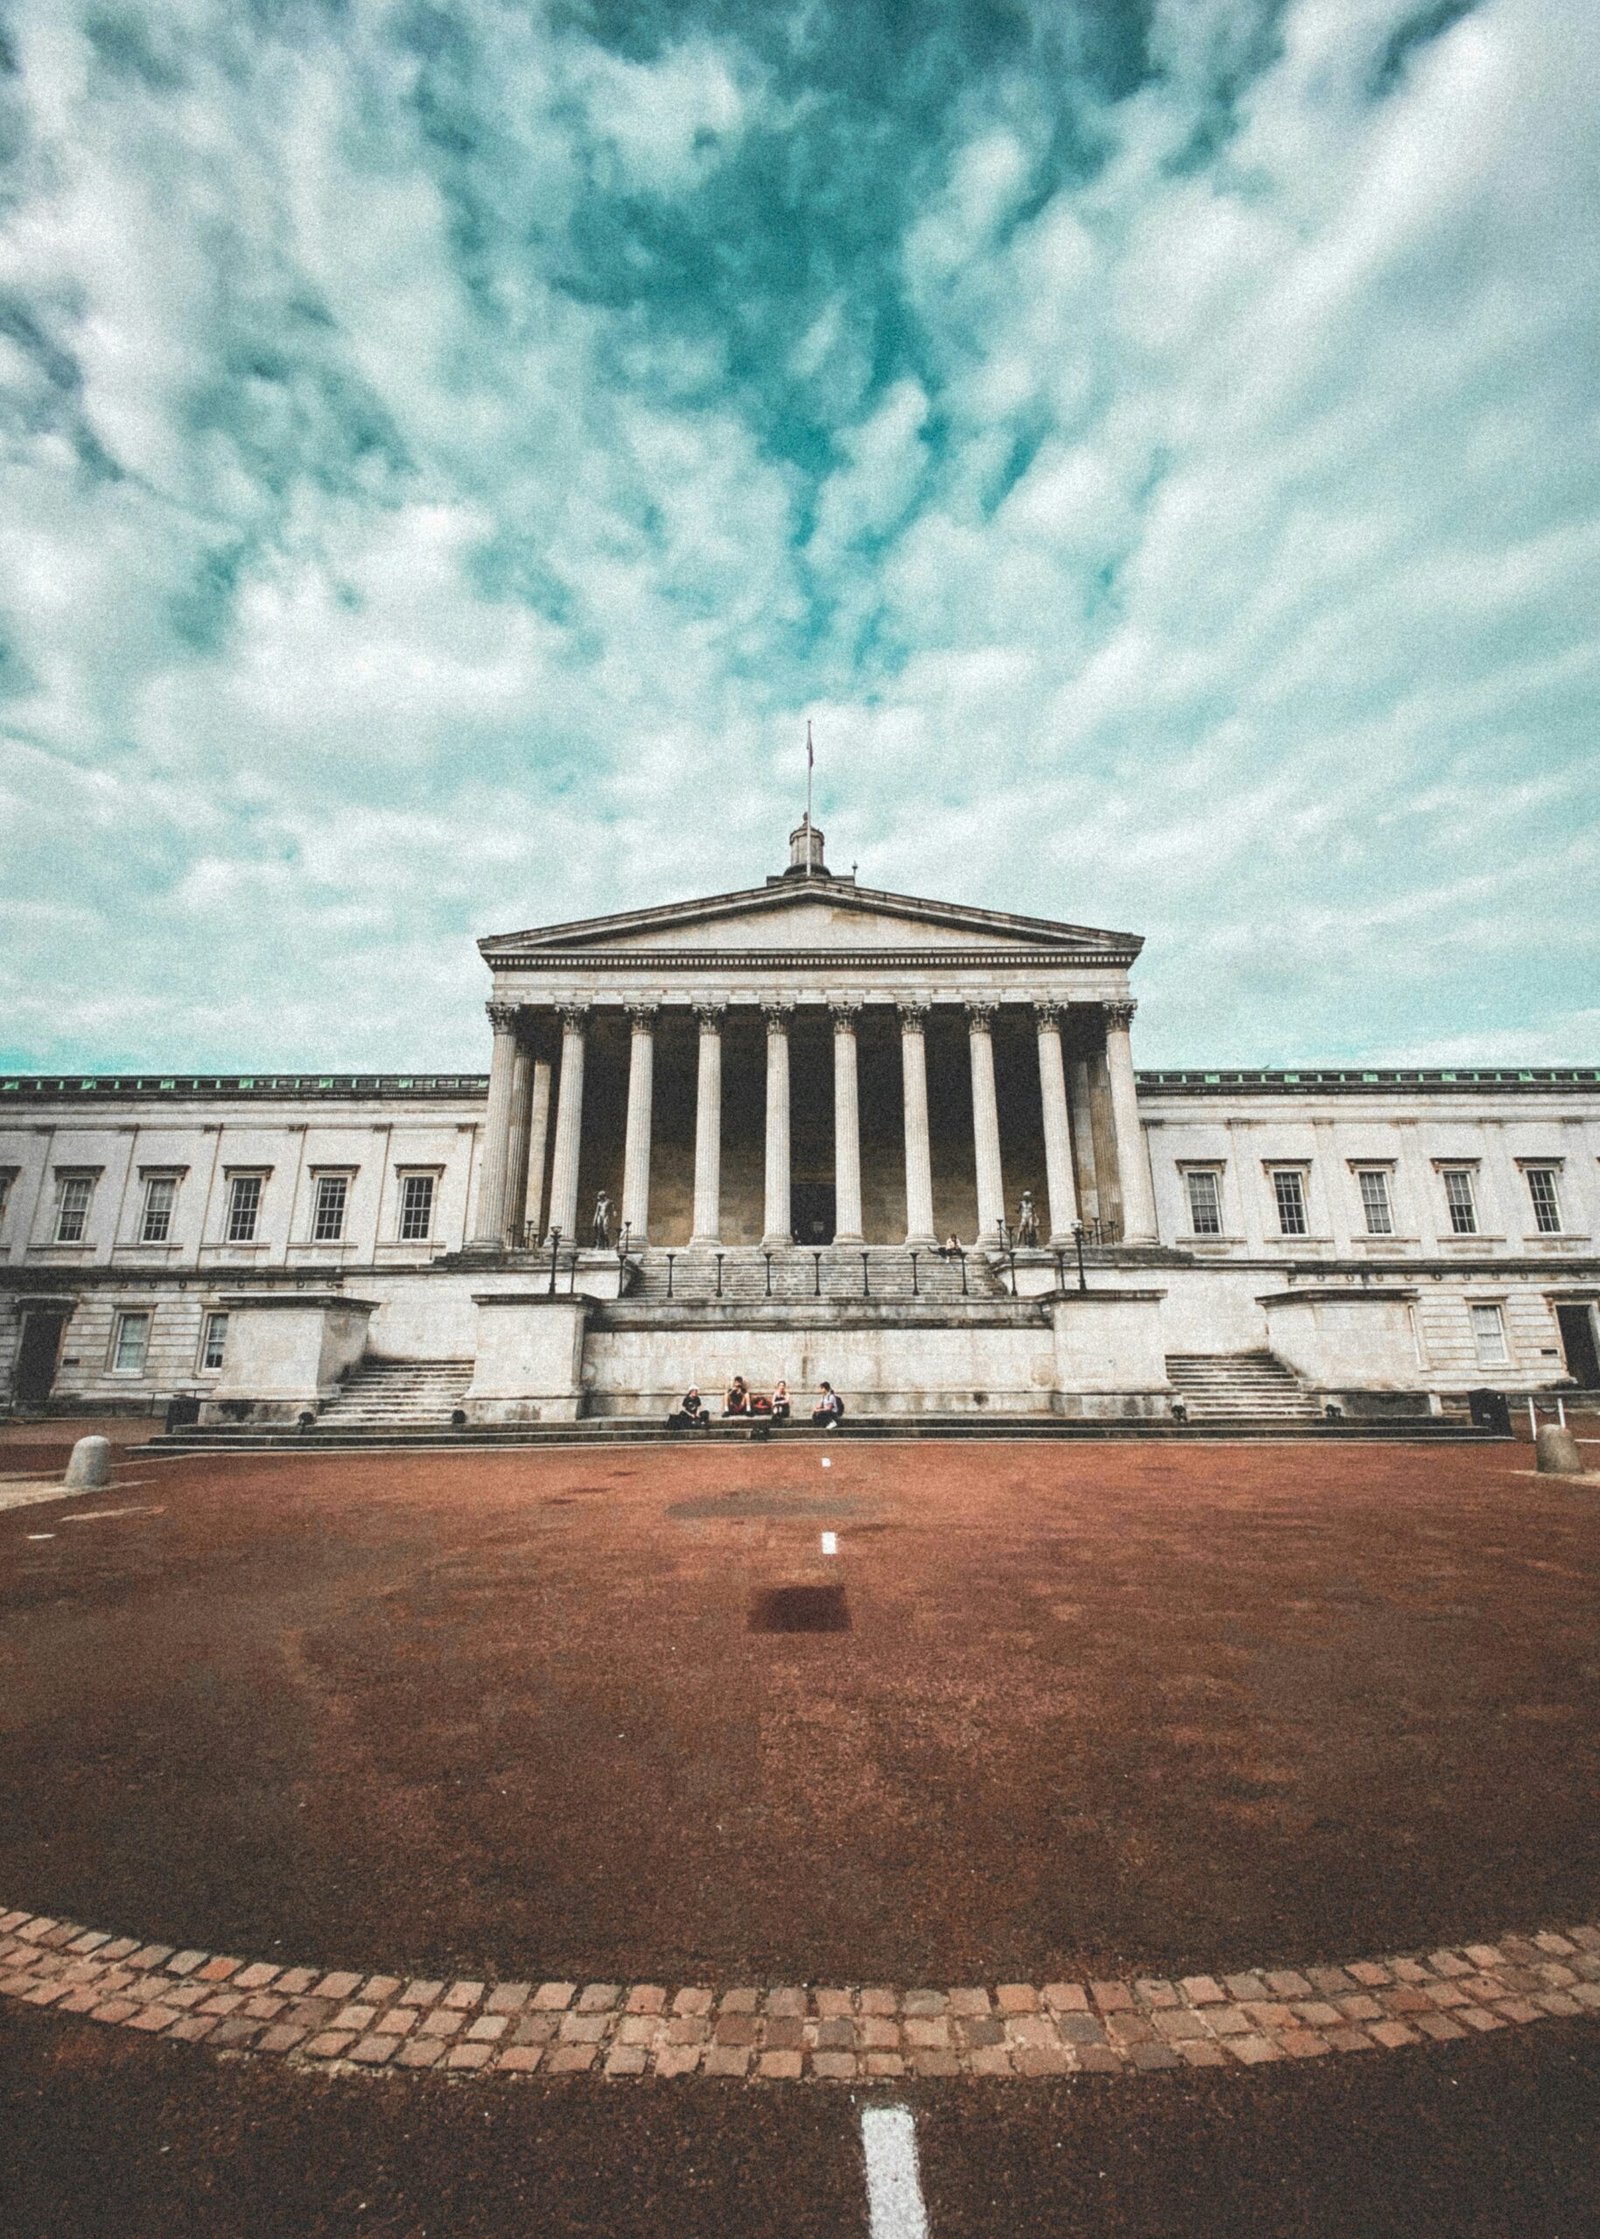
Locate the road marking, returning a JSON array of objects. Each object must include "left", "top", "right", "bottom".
[
  {"left": 821, "top": 1530, "right": 838, "bottom": 1555},
  {"left": 861, "top": 2105, "right": 930, "bottom": 2239}
]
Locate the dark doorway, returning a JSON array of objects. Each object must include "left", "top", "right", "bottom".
[
  {"left": 1556, "top": 1304, "right": 1600, "bottom": 1389},
  {"left": 790, "top": 1182, "right": 835, "bottom": 1246},
  {"left": 14, "top": 1312, "right": 68, "bottom": 1408}
]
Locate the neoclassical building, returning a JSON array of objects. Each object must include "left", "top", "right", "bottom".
[{"left": 3, "top": 819, "right": 1598, "bottom": 1427}]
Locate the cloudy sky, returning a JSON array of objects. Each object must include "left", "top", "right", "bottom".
[{"left": 1, "top": 0, "right": 1597, "bottom": 1074}]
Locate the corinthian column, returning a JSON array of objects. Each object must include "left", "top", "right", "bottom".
[
  {"left": 898, "top": 1002, "right": 936, "bottom": 1246},
  {"left": 1103, "top": 999, "right": 1158, "bottom": 1244},
  {"left": 691, "top": 1003, "right": 724, "bottom": 1245},
  {"left": 966, "top": 1000, "right": 1006, "bottom": 1245},
  {"left": 831, "top": 1002, "right": 864, "bottom": 1244},
  {"left": 471, "top": 1002, "right": 521, "bottom": 1247},
  {"left": 545, "top": 1006, "right": 588, "bottom": 1243},
  {"left": 505, "top": 1038, "right": 535, "bottom": 1247},
  {"left": 1034, "top": 1002, "right": 1080, "bottom": 1243},
  {"left": 521, "top": 1055, "right": 553, "bottom": 1244},
  {"left": 620, "top": 1004, "right": 657, "bottom": 1244},
  {"left": 762, "top": 1003, "right": 792, "bottom": 1247}
]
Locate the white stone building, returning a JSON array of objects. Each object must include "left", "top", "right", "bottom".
[{"left": 3, "top": 821, "right": 1597, "bottom": 1427}]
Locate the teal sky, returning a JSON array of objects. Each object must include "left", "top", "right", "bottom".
[{"left": 1, "top": 0, "right": 1597, "bottom": 1072}]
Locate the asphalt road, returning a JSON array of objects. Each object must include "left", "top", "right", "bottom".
[{"left": 5, "top": 2001, "right": 1600, "bottom": 2238}]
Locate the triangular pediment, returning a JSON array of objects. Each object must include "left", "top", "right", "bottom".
[{"left": 480, "top": 876, "right": 1140, "bottom": 963}]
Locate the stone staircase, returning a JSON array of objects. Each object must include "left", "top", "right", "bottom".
[
  {"left": 317, "top": 1359, "right": 474, "bottom": 1427},
  {"left": 627, "top": 1246, "right": 1005, "bottom": 1305},
  {"left": 1165, "top": 1351, "right": 1321, "bottom": 1423}
]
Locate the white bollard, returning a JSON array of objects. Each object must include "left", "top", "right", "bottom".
[
  {"left": 1535, "top": 1423, "right": 1584, "bottom": 1477},
  {"left": 63, "top": 1435, "right": 112, "bottom": 1492}
]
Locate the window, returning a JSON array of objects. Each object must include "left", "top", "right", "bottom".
[
  {"left": 1442, "top": 1168, "right": 1478, "bottom": 1236},
  {"left": 1356, "top": 1168, "right": 1394, "bottom": 1236},
  {"left": 1470, "top": 1303, "right": 1509, "bottom": 1368},
  {"left": 1270, "top": 1168, "right": 1309, "bottom": 1237},
  {"left": 200, "top": 1312, "right": 229, "bottom": 1371},
  {"left": 55, "top": 1175, "right": 94, "bottom": 1243},
  {"left": 1184, "top": 1170, "right": 1224, "bottom": 1235},
  {"left": 0, "top": 1172, "right": 13, "bottom": 1227},
  {"left": 1525, "top": 1167, "right": 1562, "bottom": 1234},
  {"left": 398, "top": 1174, "right": 435, "bottom": 1242},
  {"left": 311, "top": 1174, "right": 349, "bottom": 1242},
  {"left": 140, "top": 1175, "right": 177, "bottom": 1244},
  {"left": 112, "top": 1310, "right": 151, "bottom": 1373},
  {"left": 226, "top": 1174, "right": 263, "bottom": 1243}
]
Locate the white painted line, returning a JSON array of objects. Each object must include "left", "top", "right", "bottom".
[
  {"left": 821, "top": 1530, "right": 838, "bottom": 1555},
  {"left": 861, "top": 2105, "right": 931, "bottom": 2239}
]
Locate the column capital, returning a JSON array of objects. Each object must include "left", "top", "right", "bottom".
[
  {"left": 761, "top": 1000, "right": 794, "bottom": 1034},
  {"left": 694, "top": 1001, "right": 726, "bottom": 1032},
  {"left": 625, "top": 1001, "right": 659, "bottom": 1031},
  {"left": 896, "top": 999, "right": 930, "bottom": 1030},
  {"left": 829, "top": 1000, "right": 862, "bottom": 1031},
  {"left": 486, "top": 1001, "right": 520, "bottom": 1035},
  {"left": 1033, "top": 1000, "right": 1067, "bottom": 1030},
  {"left": 964, "top": 998, "right": 998, "bottom": 1029},
  {"left": 557, "top": 1004, "right": 590, "bottom": 1035},
  {"left": 1104, "top": 999, "right": 1137, "bottom": 1030}
]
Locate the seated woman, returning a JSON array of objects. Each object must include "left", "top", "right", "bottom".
[
  {"left": 667, "top": 1386, "right": 710, "bottom": 1430},
  {"left": 723, "top": 1374, "right": 750, "bottom": 1417},
  {"left": 811, "top": 1380, "right": 845, "bottom": 1428},
  {"left": 771, "top": 1378, "right": 791, "bottom": 1421},
  {"left": 936, "top": 1233, "right": 962, "bottom": 1258}
]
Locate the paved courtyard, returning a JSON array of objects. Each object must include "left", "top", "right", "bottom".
[{"left": 3, "top": 1428, "right": 1599, "bottom": 2233}]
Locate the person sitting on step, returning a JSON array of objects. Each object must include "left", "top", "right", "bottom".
[
  {"left": 723, "top": 1374, "right": 750, "bottom": 1417},
  {"left": 771, "top": 1378, "right": 791, "bottom": 1421},
  {"left": 667, "top": 1386, "right": 710, "bottom": 1430},
  {"left": 811, "top": 1380, "right": 845, "bottom": 1429}
]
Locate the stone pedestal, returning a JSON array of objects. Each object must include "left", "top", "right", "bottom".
[
  {"left": 464, "top": 1294, "right": 591, "bottom": 1422},
  {"left": 1049, "top": 1289, "right": 1172, "bottom": 1416},
  {"left": 200, "top": 1292, "right": 378, "bottom": 1423},
  {"left": 1259, "top": 1286, "right": 1421, "bottom": 1398}
]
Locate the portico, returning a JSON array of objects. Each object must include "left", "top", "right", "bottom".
[{"left": 469, "top": 820, "right": 1157, "bottom": 1262}]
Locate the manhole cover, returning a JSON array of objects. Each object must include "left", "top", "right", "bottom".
[{"left": 748, "top": 1584, "right": 852, "bottom": 1634}]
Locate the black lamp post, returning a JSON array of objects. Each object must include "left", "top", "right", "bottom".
[
  {"left": 1071, "top": 1220, "right": 1088, "bottom": 1292},
  {"left": 546, "top": 1227, "right": 562, "bottom": 1296}
]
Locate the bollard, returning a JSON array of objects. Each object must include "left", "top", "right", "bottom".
[
  {"left": 64, "top": 1435, "right": 112, "bottom": 1492},
  {"left": 1535, "top": 1423, "right": 1584, "bottom": 1476}
]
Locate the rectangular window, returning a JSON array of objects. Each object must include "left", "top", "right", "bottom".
[
  {"left": 1526, "top": 1168, "right": 1562, "bottom": 1234},
  {"left": 55, "top": 1175, "right": 93, "bottom": 1243},
  {"left": 1442, "top": 1168, "right": 1478, "bottom": 1235},
  {"left": 1470, "top": 1303, "right": 1509, "bottom": 1368},
  {"left": 112, "top": 1309, "right": 151, "bottom": 1373},
  {"left": 1184, "top": 1170, "right": 1223, "bottom": 1235},
  {"left": 226, "top": 1174, "right": 263, "bottom": 1243},
  {"left": 200, "top": 1312, "right": 229, "bottom": 1371},
  {"left": 0, "top": 1173, "right": 13, "bottom": 1226},
  {"left": 140, "top": 1175, "right": 177, "bottom": 1244},
  {"left": 1271, "top": 1168, "right": 1309, "bottom": 1237},
  {"left": 398, "top": 1174, "right": 435, "bottom": 1242},
  {"left": 1357, "top": 1168, "right": 1394, "bottom": 1236},
  {"left": 311, "top": 1174, "right": 349, "bottom": 1242}
]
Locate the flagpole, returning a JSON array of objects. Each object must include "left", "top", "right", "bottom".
[{"left": 806, "top": 719, "right": 814, "bottom": 829}]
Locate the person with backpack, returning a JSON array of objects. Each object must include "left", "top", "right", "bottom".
[{"left": 811, "top": 1381, "right": 845, "bottom": 1429}]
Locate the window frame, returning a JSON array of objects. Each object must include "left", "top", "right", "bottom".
[
  {"left": 1523, "top": 1165, "right": 1563, "bottom": 1235},
  {"left": 199, "top": 1311, "right": 229, "bottom": 1373},
  {"left": 1354, "top": 1165, "right": 1395, "bottom": 1237},
  {"left": 140, "top": 1172, "right": 179, "bottom": 1245},
  {"left": 110, "top": 1308, "right": 152, "bottom": 1375},
  {"left": 310, "top": 1171, "right": 351, "bottom": 1243},
  {"left": 1440, "top": 1166, "right": 1479, "bottom": 1237},
  {"left": 1182, "top": 1167, "right": 1225, "bottom": 1237},
  {"left": 225, "top": 1172, "right": 266, "bottom": 1245},
  {"left": 1267, "top": 1165, "right": 1310, "bottom": 1239},
  {"left": 397, "top": 1171, "right": 436, "bottom": 1243},
  {"left": 54, "top": 1173, "right": 95, "bottom": 1244},
  {"left": 1469, "top": 1301, "right": 1509, "bottom": 1368}
]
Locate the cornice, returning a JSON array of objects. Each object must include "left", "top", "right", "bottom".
[{"left": 486, "top": 947, "right": 1140, "bottom": 972}]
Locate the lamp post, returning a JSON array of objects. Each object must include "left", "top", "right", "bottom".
[
  {"left": 1071, "top": 1220, "right": 1088, "bottom": 1293},
  {"left": 546, "top": 1226, "right": 562, "bottom": 1297}
]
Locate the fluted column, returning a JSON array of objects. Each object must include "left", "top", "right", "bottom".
[
  {"left": 620, "top": 1004, "right": 656, "bottom": 1245},
  {"left": 1069, "top": 1055, "right": 1100, "bottom": 1222},
  {"left": 1034, "top": 1002, "right": 1080, "bottom": 1243},
  {"left": 898, "top": 1001, "right": 936, "bottom": 1246},
  {"left": 504, "top": 1038, "right": 535, "bottom": 1248},
  {"left": 762, "top": 1004, "right": 792, "bottom": 1247},
  {"left": 966, "top": 1000, "right": 1006, "bottom": 1245},
  {"left": 691, "top": 1003, "right": 724, "bottom": 1245},
  {"left": 1103, "top": 999, "right": 1158, "bottom": 1244},
  {"left": 521, "top": 1056, "right": 553, "bottom": 1244},
  {"left": 545, "top": 1006, "right": 588, "bottom": 1243},
  {"left": 831, "top": 1002, "right": 864, "bottom": 1244},
  {"left": 471, "top": 1002, "right": 521, "bottom": 1246}
]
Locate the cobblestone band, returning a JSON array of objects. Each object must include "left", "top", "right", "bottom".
[{"left": 4, "top": 1906, "right": 1599, "bottom": 2083}]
